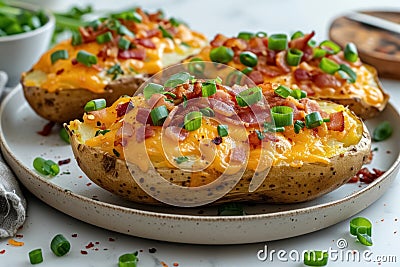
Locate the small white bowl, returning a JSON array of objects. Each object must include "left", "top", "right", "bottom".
[{"left": 0, "top": 2, "right": 55, "bottom": 87}]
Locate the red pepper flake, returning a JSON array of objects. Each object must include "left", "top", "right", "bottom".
[
  {"left": 58, "top": 158, "right": 71, "bottom": 165},
  {"left": 0, "top": 249, "right": 5, "bottom": 254},
  {"left": 386, "top": 150, "right": 391, "bottom": 154},
  {"left": 95, "top": 241, "right": 100, "bottom": 245},
  {"left": 85, "top": 242, "right": 94, "bottom": 249},
  {"left": 37, "top": 121, "right": 55, "bottom": 136},
  {"left": 80, "top": 250, "right": 88, "bottom": 255},
  {"left": 71, "top": 58, "right": 78, "bottom": 65},
  {"left": 108, "top": 237, "right": 115, "bottom": 242},
  {"left": 71, "top": 233, "right": 78, "bottom": 238},
  {"left": 349, "top": 167, "right": 385, "bottom": 184},
  {"left": 161, "top": 262, "right": 168, "bottom": 267},
  {"left": 381, "top": 219, "right": 385, "bottom": 222},
  {"left": 173, "top": 263, "right": 179, "bottom": 266},
  {"left": 94, "top": 248, "right": 99, "bottom": 251},
  {"left": 56, "top": 69, "right": 65, "bottom": 75},
  {"left": 86, "top": 182, "right": 92, "bottom": 186},
  {"left": 212, "top": 136, "right": 223, "bottom": 145},
  {"left": 139, "top": 249, "right": 143, "bottom": 252},
  {"left": 149, "top": 247, "right": 157, "bottom": 253},
  {"left": 15, "top": 234, "right": 23, "bottom": 238},
  {"left": 78, "top": 175, "right": 83, "bottom": 179}
]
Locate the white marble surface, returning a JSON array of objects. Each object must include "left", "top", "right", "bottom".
[{"left": 1, "top": 0, "right": 400, "bottom": 266}]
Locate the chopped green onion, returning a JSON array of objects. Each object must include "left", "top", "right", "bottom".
[
  {"left": 188, "top": 58, "right": 206, "bottom": 75},
  {"left": 112, "top": 10, "right": 142, "bottom": 23},
  {"left": 239, "top": 51, "right": 258, "bottom": 67},
  {"left": 300, "top": 90, "right": 307, "bottom": 98},
  {"left": 95, "top": 129, "right": 110, "bottom": 136},
  {"left": 291, "top": 30, "right": 304, "bottom": 40},
  {"left": 150, "top": 105, "right": 169, "bottom": 126},
  {"left": 271, "top": 106, "right": 294, "bottom": 127},
  {"left": 162, "top": 91, "right": 176, "bottom": 98},
  {"left": 218, "top": 203, "right": 245, "bottom": 216},
  {"left": 237, "top": 31, "right": 254, "bottom": 40},
  {"left": 268, "top": 34, "right": 288, "bottom": 50},
  {"left": 96, "top": 31, "right": 113, "bottom": 44},
  {"left": 107, "top": 64, "right": 124, "bottom": 80},
  {"left": 294, "top": 120, "right": 305, "bottom": 134},
  {"left": 33, "top": 157, "right": 59, "bottom": 176},
  {"left": 50, "top": 234, "right": 70, "bottom": 257},
  {"left": 84, "top": 99, "right": 106, "bottom": 112},
  {"left": 143, "top": 83, "right": 164, "bottom": 100},
  {"left": 117, "top": 25, "right": 134, "bottom": 37},
  {"left": 59, "top": 127, "right": 70, "bottom": 144},
  {"left": 290, "top": 89, "right": 302, "bottom": 99},
  {"left": 29, "top": 248, "right": 43, "bottom": 265},
  {"left": 308, "top": 39, "right": 317, "bottom": 47},
  {"left": 313, "top": 48, "right": 327, "bottom": 58},
  {"left": 71, "top": 30, "right": 82, "bottom": 46},
  {"left": 118, "top": 37, "right": 131, "bottom": 50},
  {"left": 183, "top": 95, "right": 188, "bottom": 108},
  {"left": 164, "top": 72, "right": 192, "bottom": 88},
  {"left": 200, "top": 107, "right": 215, "bottom": 117},
  {"left": 286, "top": 48, "right": 303, "bottom": 66},
  {"left": 87, "top": 19, "right": 101, "bottom": 30},
  {"left": 256, "top": 31, "right": 267, "bottom": 38},
  {"left": 113, "top": 149, "right": 120, "bottom": 157},
  {"left": 76, "top": 50, "right": 98, "bottom": 67},
  {"left": 184, "top": 111, "right": 202, "bottom": 131},
  {"left": 344, "top": 42, "right": 358, "bottom": 62},
  {"left": 202, "top": 81, "right": 217, "bottom": 97},
  {"left": 174, "top": 156, "right": 189, "bottom": 164},
  {"left": 51, "top": 50, "right": 69, "bottom": 64},
  {"left": 217, "top": 125, "right": 228, "bottom": 137},
  {"left": 338, "top": 64, "right": 357, "bottom": 83},
  {"left": 350, "top": 217, "right": 373, "bottom": 246},
  {"left": 323, "top": 118, "right": 330, "bottom": 123},
  {"left": 264, "top": 122, "right": 285, "bottom": 133},
  {"left": 275, "top": 85, "right": 292, "bottom": 98},
  {"left": 209, "top": 46, "right": 234, "bottom": 63},
  {"left": 169, "top": 17, "right": 181, "bottom": 27},
  {"left": 215, "top": 76, "right": 222, "bottom": 84},
  {"left": 303, "top": 251, "right": 328, "bottom": 266},
  {"left": 319, "top": 40, "right": 341, "bottom": 55},
  {"left": 236, "top": 86, "right": 262, "bottom": 107},
  {"left": 319, "top": 57, "right": 340, "bottom": 74},
  {"left": 255, "top": 129, "right": 265, "bottom": 140},
  {"left": 158, "top": 25, "right": 173, "bottom": 39},
  {"left": 118, "top": 252, "right": 138, "bottom": 267},
  {"left": 241, "top": 67, "right": 253, "bottom": 75},
  {"left": 372, "top": 121, "right": 392, "bottom": 141},
  {"left": 305, "top": 111, "right": 323, "bottom": 129}
]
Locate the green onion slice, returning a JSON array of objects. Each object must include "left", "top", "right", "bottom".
[
  {"left": 274, "top": 85, "right": 292, "bottom": 98},
  {"left": 350, "top": 217, "right": 373, "bottom": 246},
  {"left": 291, "top": 30, "right": 304, "bottom": 40},
  {"left": 163, "top": 91, "right": 176, "bottom": 98},
  {"left": 188, "top": 58, "right": 206, "bottom": 75},
  {"left": 301, "top": 90, "right": 307, "bottom": 98},
  {"left": 209, "top": 46, "right": 234, "bottom": 63},
  {"left": 184, "top": 111, "right": 202, "bottom": 131},
  {"left": 174, "top": 156, "right": 189, "bottom": 164},
  {"left": 268, "top": 33, "right": 288, "bottom": 50},
  {"left": 271, "top": 106, "right": 294, "bottom": 127},
  {"left": 372, "top": 121, "right": 393, "bottom": 141},
  {"left": 239, "top": 51, "right": 258, "bottom": 67},
  {"left": 95, "top": 129, "right": 111, "bottom": 136},
  {"left": 158, "top": 25, "right": 173, "bottom": 39},
  {"left": 118, "top": 37, "right": 131, "bottom": 50},
  {"left": 344, "top": 42, "right": 358, "bottom": 62},
  {"left": 294, "top": 120, "right": 305, "bottom": 134},
  {"left": 303, "top": 251, "right": 328, "bottom": 266},
  {"left": 319, "top": 57, "right": 340, "bottom": 74},
  {"left": 150, "top": 105, "right": 169, "bottom": 126},
  {"left": 50, "top": 234, "right": 71, "bottom": 257},
  {"left": 118, "top": 252, "right": 138, "bottom": 267},
  {"left": 236, "top": 86, "right": 262, "bottom": 107},
  {"left": 256, "top": 31, "right": 267, "bottom": 38},
  {"left": 71, "top": 30, "right": 82, "bottom": 46},
  {"left": 84, "top": 98, "right": 106, "bottom": 112},
  {"left": 33, "top": 157, "right": 59, "bottom": 176},
  {"left": 143, "top": 83, "right": 164, "bottom": 100},
  {"left": 286, "top": 48, "right": 303, "bottom": 66},
  {"left": 241, "top": 67, "right": 253, "bottom": 75},
  {"left": 319, "top": 40, "right": 341, "bottom": 54},
  {"left": 202, "top": 81, "right": 217, "bottom": 97},
  {"left": 96, "top": 31, "right": 113, "bottom": 44},
  {"left": 59, "top": 127, "right": 70, "bottom": 144},
  {"left": 338, "top": 64, "right": 357, "bottom": 83},
  {"left": 29, "top": 248, "right": 43, "bottom": 265},
  {"left": 76, "top": 50, "right": 98, "bottom": 67},
  {"left": 305, "top": 111, "right": 323, "bottom": 129},
  {"left": 164, "top": 72, "right": 192, "bottom": 88},
  {"left": 217, "top": 124, "right": 228, "bottom": 137},
  {"left": 218, "top": 203, "right": 245, "bottom": 216},
  {"left": 313, "top": 48, "right": 327, "bottom": 58},
  {"left": 87, "top": 19, "right": 101, "bottom": 30},
  {"left": 237, "top": 31, "right": 255, "bottom": 40},
  {"left": 200, "top": 107, "right": 215, "bottom": 117},
  {"left": 51, "top": 50, "right": 69, "bottom": 64},
  {"left": 290, "top": 89, "right": 302, "bottom": 99},
  {"left": 117, "top": 25, "right": 134, "bottom": 37}
]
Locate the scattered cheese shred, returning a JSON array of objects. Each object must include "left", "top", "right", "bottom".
[{"left": 7, "top": 239, "right": 24, "bottom": 247}]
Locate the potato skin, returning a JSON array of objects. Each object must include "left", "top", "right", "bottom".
[
  {"left": 22, "top": 75, "right": 147, "bottom": 123},
  {"left": 67, "top": 123, "right": 371, "bottom": 205}
]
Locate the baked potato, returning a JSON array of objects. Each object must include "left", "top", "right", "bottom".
[
  {"left": 66, "top": 76, "right": 371, "bottom": 206},
  {"left": 187, "top": 31, "right": 389, "bottom": 119},
  {"left": 22, "top": 8, "right": 207, "bottom": 123}
]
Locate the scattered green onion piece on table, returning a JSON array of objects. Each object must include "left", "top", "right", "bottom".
[
  {"left": 118, "top": 252, "right": 138, "bottom": 267},
  {"left": 143, "top": 83, "right": 164, "bottom": 99},
  {"left": 294, "top": 120, "right": 305, "bottom": 134},
  {"left": 255, "top": 31, "right": 267, "bottom": 38},
  {"left": 76, "top": 50, "right": 98, "bottom": 67},
  {"left": 59, "top": 127, "right": 70, "bottom": 144},
  {"left": 350, "top": 217, "right": 373, "bottom": 246},
  {"left": 33, "top": 157, "right": 46, "bottom": 175},
  {"left": 164, "top": 72, "right": 192, "bottom": 88},
  {"left": 286, "top": 48, "right": 303, "bottom": 66},
  {"left": 51, "top": 50, "right": 69, "bottom": 64},
  {"left": 313, "top": 48, "right": 327, "bottom": 58},
  {"left": 338, "top": 64, "right": 357, "bottom": 83},
  {"left": 50, "top": 234, "right": 70, "bottom": 257},
  {"left": 268, "top": 33, "right": 288, "bottom": 50},
  {"left": 237, "top": 31, "right": 255, "bottom": 40},
  {"left": 84, "top": 98, "right": 106, "bottom": 112},
  {"left": 241, "top": 67, "right": 253, "bottom": 75},
  {"left": 218, "top": 203, "right": 245, "bottom": 216},
  {"left": 239, "top": 51, "right": 258, "bottom": 67},
  {"left": 274, "top": 85, "right": 292, "bottom": 98},
  {"left": 209, "top": 46, "right": 234, "bottom": 63},
  {"left": 217, "top": 125, "right": 229, "bottom": 137},
  {"left": 202, "top": 81, "right": 217, "bottom": 97},
  {"left": 319, "top": 57, "right": 340, "bottom": 74},
  {"left": 372, "top": 121, "right": 392, "bottom": 141},
  {"left": 43, "top": 160, "right": 60, "bottom": 176},
  {"left": 174, "top": 156, "right": 189, "bottom": 164},
  {"left": 188, "top": 58, "right": 206, "bottom": 75},
  {"left": 271, "top": 106, "right": 294, "bottom": 127},
  {"left": 200, "top": 107, "right": 215, "bottom": 117},
  {"left": 118, "top": 37, "right": 131, "bottom": 50},
  {"left": 184, "top": 111, "right": 202, "bottom": 131},
  {"left": 356, "top": 226, "right": 373, "bottom": 246},
  {"left": 158, "top": 25, "right": 173, "bottom": 39},
  {"left": 96, "top": 31, "right": 113, "bottom": 44},
  {"left": 303, "top": 251, "right": 328, "bottom": 266},
  {"left": 29, "top": 248, "right": 43, "bottom": 265},
  {"left": 236, "top": 86, "right": 262, "bottom": 107},
  {"left": 291, "top": 30, "right": 304, "bottom": 40},
  {"left": 319, "top": 40, "right": 341, "bottom": 54},
  {"left": 150, "top": 105, "right": 169, "bottom": 126},
  {"left": 344, "top": 42, "right": 358, "bottom": 62},
  {"left": 305, "top": 112, "right": 323, "bottom": 129}
]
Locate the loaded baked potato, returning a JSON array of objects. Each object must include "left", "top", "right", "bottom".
[
  {"left": 66, "top": 73, "right": 371, "bottom": 206},
  {"left": 22, "top": 8, "right": 207, "bottom": 123},
  {"left": 188, "top": 31, "right": 389, "bottom": 119}
]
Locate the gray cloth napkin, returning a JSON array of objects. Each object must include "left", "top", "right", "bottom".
[{"left": 0, "top": 71, "right": 27, "bottom": 238}]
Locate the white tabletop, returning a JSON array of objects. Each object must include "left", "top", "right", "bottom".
[{"left": 1, "top": 0, "right": 400, "bottom": 266}]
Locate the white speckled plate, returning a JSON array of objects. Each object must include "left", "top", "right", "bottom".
[{"left": 1, "top": 86, "right": 399, "bottom": 244}]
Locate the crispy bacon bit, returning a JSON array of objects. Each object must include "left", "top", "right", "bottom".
[
  {"left": 137, "top": 38, "right": 156, "bottom": 49},
  {"left": 210, "top": 34, "right": 228, "bottom": 47},
  {"left": 116, "top": 101, "right": 134, "bottom": 117},
  {"left": 56, "top": 69, "right": 65, "bottom": 75},
  {"left": 85, "top": 242, "right": 94, "bottom": 249},
  {"left": 58, "top": 158, "right": 71, "bottom": 165},
  {"left": 350, "top": 167, "right": 386, "bottom": 184},
  {"left": 212, "top": 136, "right": 223, "bottom": 145},
  {"left": 266, "top": 49, "right": 277, "bottom": 65},
  {"left": 294, "top": 68, "right": 311, "bottom": 81},
  {"left": 289, "top": 31, "right": 315, "bottom": 51},
  {"left": 258, "top": 65, "right": 282, "bottom": 77},
  {"left": 136, "top": 125, "right": 156, "bottom": 143},
  {"left": 37, "top": 121, "right": 55, "bottom": 136},
  {"left": 164, "top": 126, "right": 189, "bottom": 142},
  {"left": 114, "top": 122, "right": 134, "bottom": 147},
  {"left": 230, "top": 147, "right": 246, "bottom": 163},
  {"left": 301, "top": 98, "right": 327, "bottom": 118},
  {"left": 312, "top": 73, "right": 342, "bottom": 88},
  {"left": 211, "top": 100, "right": 235, "bottom": 117},
  {"left": 136, "top": 108, "right": 151, "bottom": 124},
  {"left": 118, "top": 48, "right": 146, "bottom": 60},
  {"left": 247, "top": 37, "right": 267, "bottom": 55},
  {"left": 0, "top": 249, "right": 5, "bottom": 254},
  {"left": 145, "top": 28, "right": 162, "bottom": 38},
  {"left": 327, "top": 111, "right": 344, "bottom": 132},
  {"left": 275, "top": 51, "right": 291, "bottom": 73},
  {"left": 248, "top": 70, "right": 264, "bottom": 84}
]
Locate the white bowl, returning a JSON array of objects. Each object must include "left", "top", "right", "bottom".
[{"left": 0, "top": 2, "right": 55, "bottom": 87}]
